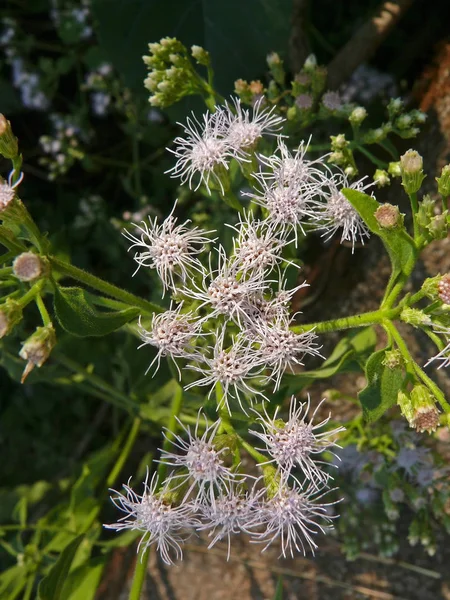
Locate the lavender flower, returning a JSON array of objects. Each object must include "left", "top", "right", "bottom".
[
  {"left": 197, "top": 485, "right": 263, "bottom": 559},
  {"left": 314, "top": 174, "right": 371, "bottom": 252},
  {"left": 105, "top": 471, "right": 198, "bottom": 565},
  {"left": 166, "top": 110, "right": 235, "bottom": 194},
  {"left": 250, "top": 482, "right": 336, "bottom": 557},
  {"left": 158, "top": 414, "right": 237, "bottom": 504},
  {"left": 222, "top": 96, "right": 284, "bottom": 152},
  {"left": 184, "top": 328, "right": 264, "bottom": 411},
  {"left": 250, "top": 396, "right": 345, "bottom": 484},
  {"left": 123, "top": 202, "right": 213, "bottom": 293},
  {"left": 138, "top": 304, "right": 202, "bottom": 376}
]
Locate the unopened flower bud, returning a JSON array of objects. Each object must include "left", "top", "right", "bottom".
[
  {"left": 382, "top": 349, "right": 403, "bottom": 369},
  {"left": 400, "top": 307, "right": 430, "bottom": 327},
  {"left": 13, "top": 252, "right": 46, "bottom": 282},
  {"left": 397, "top": 390, "right": 414, "bottom": 425},
  {"left": 20, "top": 324, "right": 56, "bottom": 382},
  {"left": 420, "top": 275, "right": 441, "bottom": 301},
  {"left": 438, "top": 274, "right": 450, "bottom": 305},
  {"left": 388, "top": 161, "right": 401, "bottom": 177},
  {"left": 349, "top": 106, "right": 367, "bottom": 126},
  {"left": 344, "top": 166, "right": 356, "bottom": 177},
  {"left": 436, "top": 164, "right": 450, "bottom": 197},
  {"left": 191, "top": 45, "right": 210, "bottom": 66},
  {"left": 0, "top": 299, "right": 22, "bottom": 338},
  {"left": 400, "top": 150, "right": 425, "bottom": 194},
  {"left": 0, "top": 114, "right": 19, "bottom": 159},
  {"left": 410, "top": 385, "right": 439, "bottom": 433},
  {"left": 375, "top": 203, "right": 402, "bottom": 228},
  {"left": 427, "top": 212, "right": 448, "bottom": 240},
  {"left": 266, "top": 52, "right": 284, "bottom": 85},
  {"left": 387, "top": 97, "right": 403, "bottom": 116},
  {"left": 331, "top": 134, "right": 348, "bottom": 150},
  {"left": 303, "top": 54, "right": 317, "bottom": 70},
  {"left": 373, "top": 170, "right": 390, "bottom": 188},
  {"left": 295, "top": 93, "right": 313, "bottom": 110}
]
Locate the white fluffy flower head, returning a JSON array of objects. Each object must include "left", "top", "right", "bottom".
[
  {"left": 105, "top": 471, "right": 197, "bottom": 565},
  {"left": 158, "top": 414, "right": 236, "bottom": 503},
  {"left": 123, "top": 203, "right": 212, "bottom": 293},
  {"left": 166, "top": 111, "right": 234, "bottom": 194},
  {"left": 223, "top": 96, "right": 284, "bottom": 152},
  {"left": 251, "top": 395, "right": 345, "bottom": 484},
  {"left": 251, "top": 483, "right": 336, "bottom": 557}
]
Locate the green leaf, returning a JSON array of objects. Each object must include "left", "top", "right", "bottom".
[
  {"left": 273, "top": 577, "right": 284, "bottom": 600},
  {"left": 285, "top": 327, "right": 377, "bottom": 392},
  {"left": 0, "top": 566, "right": 27, "bottom": 600},
  {"left": 61, "top": 557, "right": 106, "bottom": 600},
  {"left": 359, "top": 348, "right": 404, "bottom": 422},
  {"left": 38, "top": 535, "right": 84, "bottom": 600},
  {"left": 341, "top": 188, "right": 417, "bottom": 280},
  {"left": 91, "top": 0, "right": 291, "bottom": 96},
  {"left": 54, "top": 286, "right": 139, "bottom": 337}
]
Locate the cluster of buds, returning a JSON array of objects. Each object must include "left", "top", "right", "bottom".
[
  {"left": 106, "top": 396, "right": 343, "bottom": 563},
  {"left": 39, "top": 114, "right": 86, "bottom": 180},
  {"left": 143, "top": 38, "right": 211, "bottom": 108}
]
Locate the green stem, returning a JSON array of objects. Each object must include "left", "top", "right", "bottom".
[
  {"left": 409, "top": 192, "right": 419, "bottom": 240},
  {"left": 107, "top": 417, "right": 142, "bottom": 488},
  {"left": 17, "top": 280, "right": 45, "bottom": 309},
  {"left": 384, "top": 321, "right": 450, "bottom": 413},
  {"left": 355, "top": 144, "right": 388, "bottom": 169},
  {"left": 54, "top": 353, "right": 139, "bottom": 414},
  {"left": 11, "top": 154, "right": 23, "bottom": 186},
  {"left": 48, "top": 255, "right": 163, "bottom": 314},
  {"left": 238, "top": 436, "right": 267, "bottom": 464},
  {"left": 128, "top": 385, "right": 183, "bottom": 600},
  {"left": 292, "top": 308, "right": 400, "bottom": 335},
  {"left": 35, "top": 293, "right": 51, "bottom": 326}
]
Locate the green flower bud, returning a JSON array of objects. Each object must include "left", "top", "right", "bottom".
[
  {"left": 0, "top": 299, "right": 22, "bottom": 338},
  {"left": 400, "top": 307, "right": 431, "bottom": 327},
  {"left": 0, "top": 114, "right": 19, "bottom": 159},
  {"left": 191, "top": 45, "right": 210, "bottom": 66},
  {"left": 387, "top": 97, "right": 403, "bottom": 117},
  {"left": 410, "top": 384, "right": 439, "bottom": 433},
  {"left": 388, "top": 161, "right": 402, "bottom": 177},
  {"left": 344, "top": 166, "right": 356, "bottom": 177},
  {"left": 19, "top": 324, "right": 56, "bottom": 382},
  {"left": 396, "top": 114, "right": 412, "bottom": 129},
  {"left": 267, "top": 52, "right": 285, "bottom": 85},
  {"left": 373, "top": 170, "right": 390, "bottom": 188},
  {"left": 375, "top": 203, "right": 402, "bottom": 228},
  {"left": 303, "top": 54, "right": 317, "bottom": 71},
  {"left": 397, "top": 390, "right": 414, "bottom": 426},
  {"left": 436, "top": 164, "right": 450, "bottom": 197},
  {"left": 349, "top": 106, "right": 367, "bottom": 126},
  {"left": 330, "top": 134, "right": 348, "bottom": 150},
  {"left": 400, "top": 149, "right": 425, "bottom": 194},
  {"left": 427, "top": 212, "right": 448, "bottom": 240},
  {"left": 382, "top": 349, "right": 403, "bottom": 369}
]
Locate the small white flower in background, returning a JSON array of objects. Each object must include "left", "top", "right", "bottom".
[
  {"left": 158, "top": 414, "right": 237, "bottom": 504},
  {"left": 250, "top": 395, "right": 345, "bottom": 484},
  {"left": 222, "top": 96, "right": 284, "bottom": 152},
  {"left": 104, "top": 471, "right": 198, "bottom": 565},
  {"left": 138, "top": 304, "right": 203, "bottom": 376},
  {"left": 182, "top": 245, "right": 270, "bottom": 325},
  {"left": 255, "top": 315, "right": 322, "bottom": 391},
  {"left": 197, "top": 484, "right": 263, "bottom": 559},
  {"left": 185, "top": 328, "right": 264, "bottom": 411},
  {"left": 123, "top": 202, "right": 214, "bottom": 293},
  {"left": 314, "top": 174, "right": 371, "bottom": 252},
  {"left": 166, "top": 110, "right": 234, "bottom": 194},
  {"left": 250, "top": 482, "right": 336, "bottom": 557}
]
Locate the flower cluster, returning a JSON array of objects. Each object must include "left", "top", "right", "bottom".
[
  {"left": 123, "top": 97, "right": 379, "bottom": 412},
  {"left": 106, "top": 397, "right": 342, "bottom": 563}
]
